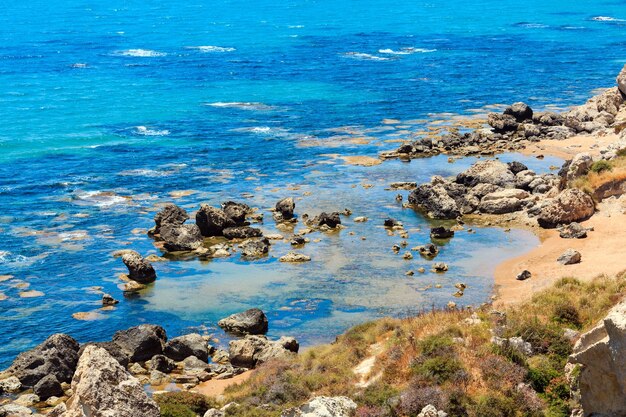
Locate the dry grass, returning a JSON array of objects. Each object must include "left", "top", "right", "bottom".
[
  {"left": 573, "top": 156, "right": 626, "bottom": 196},
  {"left": 207, "top": 274, "right": 626, "bottom": 417}
]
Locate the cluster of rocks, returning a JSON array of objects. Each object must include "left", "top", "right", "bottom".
[
  {"left": 381, "top": 85, "right": 624, "bottom": 160},
  {"left": 407, "top": 159, "right": 595, "bottom": 229},
  {"left": 0, "top": 310, "right": 299, "bottom": 416}
]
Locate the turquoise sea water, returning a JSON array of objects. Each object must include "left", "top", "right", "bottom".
[{"left": 0, "top": 0, "right": 624, "bottom": 366}]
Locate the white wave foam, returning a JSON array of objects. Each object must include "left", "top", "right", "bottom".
[
  {"left": 206, "top": 102, "right": 276, "bottom": 111},
  {"left": 71, "top": 63, "right": 88, "bottom": 68},
  {"left": 592, "top": 16, "right": 625, "bottom": 22},
  {"left": 517, "top": 23, "right": 549, "bottom": 28},
  {"left": 134, "top": 126, "right": 170, "bottom": 136},
  {"left": 379, "top": 47, "right": 437, "bottom": 55},
  {"left": 74, "top": 191, "right": 131, "bottom": 208},
  {"left": 117, "top": 49, "right": 167, "bottom": 57},
  {"left": 0, "top": 251, "right": 41, "bottom": 268},
  {"left": 118, "top": 169, "right": 172, "bottom": 177},
  {"left": 342, "top": 52, "right": 390, "bottom": 61},
  {"left": 288, "top": 25, "right": 304, "bottom": 28},
  {"left": 188, "top": 45, "right": 236, "bottom": 53}
]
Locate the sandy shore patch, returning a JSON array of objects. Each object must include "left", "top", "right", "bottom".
[
  {"left": 521, "top": 131, "right": 619, "bottom": 160},
  {"left": 494, "top": 197, "right": 626, "bottom": 305},
  {"left": 192, "top": 370, "right": 253, "bottom": 397},
  {"left": 340, "top": 156, "right": 382, "bottom": 166}
]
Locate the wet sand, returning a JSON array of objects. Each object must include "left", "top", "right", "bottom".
[{"left": 192, "top": 370, "right": 254, "bottom": 397}]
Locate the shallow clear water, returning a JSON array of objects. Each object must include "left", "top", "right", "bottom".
[{"left": 0, "top": 0, "right": 623, "bottom": 366}]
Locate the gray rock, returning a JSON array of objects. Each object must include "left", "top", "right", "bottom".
[
  {"left": 408, "top": 184, "right": 460, "bottom": 219},
  {"left": 218, "top": 308, "right": 268, "bottom": 335},
  {"left": 455, "top": 160, "right": 516, "bottom": 188},
  {"left": 479, "top": 189, "right": 530, "bottom": 214},
  {"left": 63, "top": 345, "right": 160, "bottom": 417},
  {"left": 281, "top": 396, "right": 357, "bottom": 417},
  {"left": 569, "top": 299, "right": 626, "bottom": 416},
  {"left": 417, "top": 243, "right": 439, "bottom": 258},
  {"left": 8, "top": 333, "right": 80, "bottom": 388},
  {"left": 222, "top": 201, "right": 249, "bottom": 226},
  {"left": 229, "top": 335, "right": 298, "bottom": 368},
  {"left": 164, "top": 333, "right": 208, "bottom": 362},
  {"left": 0, "top": 376, "right": 21, "bottom": 393},
  {"left": 311, "top": 212, "right": 341, "bottom": 228},
  {"left": 33, "top": 374, "right": 63, "bottom": 400},
  {"left": 558, "top": 249, "right": 582, "bottom": 265},
  {"left": 276, "top": 197, "right": 296, "bottom": 221},
  {"left": 567, "top": 153, "right": 593, "bottom": 181},
  {"left": 558, "top": 222, "right": 589, "bottom": 239},
  {"left": 487, "top": 113, "right": 518, "bottom": 133},
  {"left": 417, "top": 404, "right": 448, "bottom": 417},
  {"left": 537, "top": 189, "right": 595, "bottom": 228},
  {"left": 516, "top": 270, "right": 531, "bottom": 281},
  {"left": 102, "top": 293, "right": 119, "bottom": 306},
  {"left": 196, "top": 204, "right": 233, "bottom": 237},
  {"left": 78, "top": 341, "right": 130, "bottom": 368},
  {"left": 153, "top": 204, "right": 189, "bottom": 235},
  {"left": 121, "top": 251, "right": 156, "bottom": 284},
  {"left": 504, "top": 102, "right": 533, "bottom": 122},
  {"left": 160, "top": 224, "right": 203, "bottom": 251},
  {"left": 430, "top": 227, "right": 454, "bottom": 240},
  {"left": 150, "top": 354, "right": 176, "bottom": 373},
  {"left": 112, "top": 324, "right": 167, "bottom": 362},
  {"left": 183, "top": 355, "right": 209, "bottom": 371},
  {"left": 618, "top": 64, "right": 626, "bottom": 96},
  {"left": 0, "top": 404, "right": 33, "bottom": 417}
]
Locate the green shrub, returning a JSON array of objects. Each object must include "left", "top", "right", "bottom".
[
  {"left": 478, "top": 355, "right": 527, "bottom": 390},
  {"left": 418, "top": 334, "right": 454, "bottom": 357},
  {"left": 616, "top": 148, "right": 626, "bottom": 157},
  {"left": 527, "top": 356, "right": 560, "bottom": 393},
  {"left": 552, "top": 303, "right": 582, "bottom": 328},
  {"left": 159, "top": 403, "right": 195, "bottom": 417},
  {"left": 590, "top": 160, "right": 612, "bottom": 174},
  {"left": 514, "top": 320, "right": 572, "bottom": 360},
  {"left": 225, "top": 405, "right": 280, "bottom": 417},
  {"left": 411, "top": 356, "right": 463, "bottom": 383},
  {"left": 357, "top": 382, "right": 399, "bottom": 407},
  {"left": 468, "top": 393, "right": 517, "bottom": 417},
  {"left": 155, "top": 391, "right": 216, "bottom": 416}
]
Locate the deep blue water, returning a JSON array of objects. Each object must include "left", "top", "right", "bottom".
[{"left": 0, "top": 0, "right": 624, "bottom": 367}]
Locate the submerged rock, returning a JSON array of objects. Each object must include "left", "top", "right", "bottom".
[
  {"left": 417, "top": 243, "right": 439, "bottom": 258},
  {"left": 281, "top": 396, "right": 357, "bottom": 417},
  {"left": 569, "top": 299, "right": 626, "bottom": 416},
  {"left": 223, "top": 226, "right": 263, "bottom": 240},
  {"left": 557, "top": 249, "right": 581, "bottom": 265},
  {"left": 240, "top": 238, "right": 270, "bottom": 258},
  {"left": 121, "top": 251, "right": 156, "bottom": 284},
  {"left": 218, "top": 308, "right": 268, "bottom": 335},
  {"left": 153, "top": 203, "right": 189, "bottom": 235},
  {"left": 430, "top": 226, "right": 454, "bottom": 240},
  {"left": 229, "top": 335, "right": 299, "bottom": 368},
  {"left": 7, "top": 333, "right": 80, "bottom": 388},
  {"left": 63, "top": 345, "right": 160, "bottom": 417},
  {"left": 537, "top": 189, "right": 595, "bottom": 228}
]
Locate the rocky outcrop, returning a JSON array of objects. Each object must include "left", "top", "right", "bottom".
[
  {"left": 7, "top": 333, "right": 80, "bottom": 388},
  {"left": 112, "top": 324, "right": 167, "bottom": 362},
  {"left": 569, "top": 299, "right": 626, "bottom": 416},
  {"left": 478, "top": 189, "right": 531, "bottom": 214},
  {"left": 455, "top": 160, "right": 516, "bottom": 188},
  {"left": 229, "top": 335, "right": 299, "bottom": 368},
  {"left": 196, "top": 204, "right": 232, "bottom": 237},
  {"left": 160, "top": 224, "right": 203, "bottom": 251},
  {"left": 150, "top": 354, "right": 176, "bottom": 373},
  {"left": 218, "top": 308, "right": 269, "bottom": 335},
  {"left": 275, "top": 197, "right": 296, "bottom": 221},
  {"left": 78, "top": 341, "right": 131, "bottom": 368},
  {"left": 567, "top": 153, "right": 593, "bottom": 181},
  {"left": 430, "top": 227, "right": 454, "bottom": 239},
  {"left": 121, "top": 251, "right": 156, "bottom": 283},
  {"left": 618, "top": 64, "right": 626, "bottom": 96},
  {"left": 504, "top": 102, "right": 533, "bottom": 122},
  {"left": 408, "top": 184, "right": 460, "bottom": 219},
  {"left": 487, "top": 113, "right": 518, "bottom": 133},
  {"left": 222, "top": 201, "right": 249, "bottom": 226},
  {"left": 164, "top": 333, "right": 208, "bottom": 362},
  {"left": 153, "top": 204, "right": 189, "bottom": 235},
  {"left": 536, "top": 189, "right": 595, "bottom": 228},
  {"left": 281, "top": 396, "right": 357, "bottom": 417},
  {"left": 62, "top": 346, "right": 160, "bottom": 417}
]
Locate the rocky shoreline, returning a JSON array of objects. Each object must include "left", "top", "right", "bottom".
[{"left": 2, "top": 67, "right": 626, "bottom": 417}]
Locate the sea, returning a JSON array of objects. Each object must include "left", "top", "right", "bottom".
[{"left": 0, "top": 0, "right": 624, "bottom": 367}]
